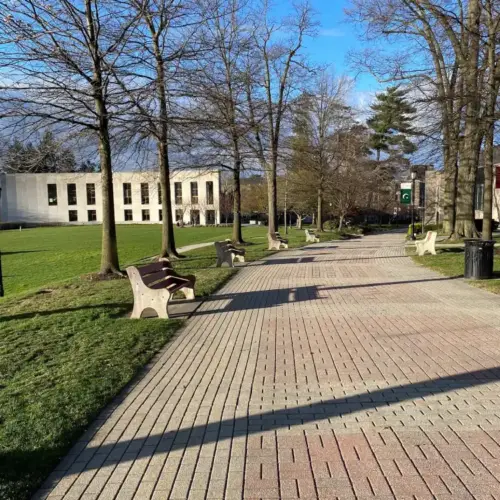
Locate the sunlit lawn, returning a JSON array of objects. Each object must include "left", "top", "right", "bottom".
[
  {"left": 0, "top": 223, "right": 333, "bottom": 500},
  {"left": 410, "top": 240, "right": 500, "bottom": 294},
  {"left": 1, "top": 224, "right": 237, "bottom": 296}
]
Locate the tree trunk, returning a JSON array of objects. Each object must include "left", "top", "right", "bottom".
[
  {"left": 442, "top": 141, "right": 458, "bottom": 235},
  {"left": 483, "top": 129, "right": 494, "bottom": 241},
  {"left": 158, "top": 141, "right": 179, "bottom": 258},
  {"left": 84, "top": 0, "right": 120, "bottom": 275},
  {"left": 267, "top": 165, "right": 277, "bottom": 234},
  {"left": 232, "top": 158, "right": 244, "bottom": 244},
  {"left": 154, "top": 44, "right": 178, "bottom": 258},
  {"left": 338, "top": 214, "right": 344, "bottom": 231},
  {"left": 453, "top": 0, "right": 481, "bottom": 239},
  {"left": 481, "top": 0, "right": 498, "bottom": 242},
  {"left": 98, "top": 124, "right": 120, "bottom": 275},
  {"left": 317, "top": 188, "right": 323, "bottom": 232},
  {"left": 454, "top": 158, "right": 477, "bottom": 238}
]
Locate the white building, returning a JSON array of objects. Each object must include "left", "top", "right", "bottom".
[{"left": 0, "top": 169, "right": 221, "bottom": 226}]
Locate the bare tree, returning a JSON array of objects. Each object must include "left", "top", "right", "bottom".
[
  {"left": 115, "top": 0, "right": 205, "bottom": 258},
  {"left": 479, "top": 0, "right": 500, "bottom": 240},
  {"left": 290, "top": 71, "right": 352, "bottom": 231},
  {"left": 190, "top": 0, "right": 254, "bottom": 243},
  {"left": 244, "top": 0, "right": 316, "bottom": 235},
  {"left": 0, "top": 0, "right": 134, "bottom": 274},
  {"left": 329, "top": 124, "right": 375, "bottom": 229},
  {"left": 347, "top": 0, "right": 492, "bottom": 238}
]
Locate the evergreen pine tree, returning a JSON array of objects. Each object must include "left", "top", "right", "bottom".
[{"left": 367, "top": 86, "right": 417, "bottom": 161}]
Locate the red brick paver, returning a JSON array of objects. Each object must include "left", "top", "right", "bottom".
[{"left": 37, "top": 233, "right": 500, "bottom": 499}]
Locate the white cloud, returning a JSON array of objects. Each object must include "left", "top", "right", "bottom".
[
  {"left": 349, "top": 90, "right": 375, "bottom": 122},
  {"left": 319, "top": 28, "right": 345, "bottom": 37}
]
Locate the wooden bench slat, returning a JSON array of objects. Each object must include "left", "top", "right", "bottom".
[
  {"left": 138, "top": 262, "right": 167, "bottom": 276},
  {"left": 149, "top": 276, "right": 189, "bottom": 291},
  {"left": 142, "top": 269, "right": 170, "bottom": 286}
]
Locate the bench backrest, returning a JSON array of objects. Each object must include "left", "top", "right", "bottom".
[
  {"left": 215, "top": 240, "right": 232, "bottom": 253},
  {"left": 128, "top": 261, "right": 177, "bottom": 289},
  {"left": 426, "top": 231, "right": 437, "bottom": 243}
]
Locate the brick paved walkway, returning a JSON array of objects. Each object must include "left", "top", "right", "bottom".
[{"left": 39, "top": 232, "right": 500, "bottom": 500}]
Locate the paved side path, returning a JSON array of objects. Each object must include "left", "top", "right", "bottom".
[{"left": 40, "top": 233, "right": 500, "bottom": 500}]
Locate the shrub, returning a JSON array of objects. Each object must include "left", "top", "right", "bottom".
[
  {"left": 407, "top": 223, "right": 441, "bottom": 237},
  {"left": 323, "top": 220, "right": 338, "bottom": 231}
]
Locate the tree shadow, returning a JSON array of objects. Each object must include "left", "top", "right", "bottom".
[
  {"left": 254, "top": 255, "right": 408, "bottom": 265},
  {"left": 31, "top": 365, "right": 500, "bottom": 479},
  {"left": 438, "top": 248, "right": 465, "bottom": 254},
  {"left": 191, "top": 277, "right": 460, "bottom": 316},
  {"left": 0, "top": 303, "right": 131, "bottom": 323},
  {"left": 296, "top": 245, "right": 339, "bottom": 250},
  {"left": 1, "top": 250, "right": 47, "bottom": 256}
]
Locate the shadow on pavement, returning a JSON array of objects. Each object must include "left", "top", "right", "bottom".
[
  {"left": 45, "top": 366, "right": 500, "bottom": 471},
  {"left": 189, "top": 277, "right": 461, "bottom": 315}
]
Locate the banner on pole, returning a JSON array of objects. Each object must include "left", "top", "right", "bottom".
[{"left": 400, "top": 182, "right": 412, "bottom": 205}]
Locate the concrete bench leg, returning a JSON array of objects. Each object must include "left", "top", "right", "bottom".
[{"left": 130, "top": 288, "right": 171, "bottom": 319}]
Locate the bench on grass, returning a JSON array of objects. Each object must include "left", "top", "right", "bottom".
[
  {"left": 305, "top": 229, "right": 320, "bottom": 243},
  {"left": 214, "top": 240, "right": 245, "bottom": 268},
  {"left": 268, "top": 232, "right": 289, "bottom": 250},
  {"left": 126, "top": 260, "right": 195, "bottom": 319},
  {"left": 415, "top": 231, "right": 437, "bottom": 256}
]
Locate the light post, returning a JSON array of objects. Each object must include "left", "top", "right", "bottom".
[{"left": 410, "top": 171, "right": 416, "bottom": 241}]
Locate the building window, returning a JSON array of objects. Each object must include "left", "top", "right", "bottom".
[
  {"left": 191, "top": 182, "right": 198, "bottom": 204},
  {"left": 68, "top": 210, "right": 78, "bottom": 222},
  {"left": 88, "top": 210, "right": 97, "bottom": 222},
  {"left": 174, "top": 182, "right": 182, "bottom": 205},
  {"left": 67, "top": 184, "right": 77, "bottom": 205},
  {"left": 206, "top": 181, "right": 214, "bottom": 205},
  {"left": 47, "top": 184, "right": 57, "bottom": 206},
  {"left": 159, "top": 209, "right": 162, "bottom": 221},
  {"left": 86, "top": 183, "right": 96, "bottom": 205},
  {"left": 123, "top": 183, "right": 132, "bottom": 205},
  {"left": 124, "top": 209, "right": 133, "bottom": 221},
  {"left": 142, "top": 209, "right": 150, "bottom": 221},
  {"left": 175, "top": 209, "right": 183, "bottom": 223},
  {"left": 158, "top": 183, "right": 162, "bottom": 204},
  {"left": 475, "top": 184, "right": 484, "bottom": 211},
  {"left": 141, "top": 183, "right": 149, "bottom": 205},
  {"left": 206, "top": 210, "right": 216, "bottom": 225},
  {"left": 190, "top": 209, "right": 200, "bottom": 225}
]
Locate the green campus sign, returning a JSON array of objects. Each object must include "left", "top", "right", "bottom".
[{"left": 400, "top": 188, "right": 412, "bottom": 204}]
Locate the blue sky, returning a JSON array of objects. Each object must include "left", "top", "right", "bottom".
[{"left": 272, "top": 0, "right": 382, "bottom": 113}]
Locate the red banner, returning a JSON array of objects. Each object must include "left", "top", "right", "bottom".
[{"left": 496, "top": 166, "right": 500, "bottom": 189}]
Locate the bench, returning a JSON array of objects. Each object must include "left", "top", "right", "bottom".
[
  {"left": 305, "top": 229, "right": 320, "bottom": 243},
  {"left": 214, "top": 240, "right": 246, "bottom": 267},
  {"left": 126, "top": 260, "right": 195, "bottom": 319},
  {"left": 268, "top": 232, "right": 289, "bottom": 250},
  {"left": 415, "top": 231, "right": 437, "bottom": 256}
]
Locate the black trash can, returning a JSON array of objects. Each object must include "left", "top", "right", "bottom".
[{"left": 464, "top": 239, "right": 495, "bottom": 280}]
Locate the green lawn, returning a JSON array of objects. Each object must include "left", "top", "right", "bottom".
[
  {"left": 0, "top": 224, "right": 331, "bottom": 500},
  {"left": 410, "top": 243, "right": 500, "bottom": 294},
  {"left": 1, "top": 225, "right": 238, "bottom": 296}
]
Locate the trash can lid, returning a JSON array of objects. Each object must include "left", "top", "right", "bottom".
[{"left": 464, "top": 239, "right": 495, "bottom": 246}]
